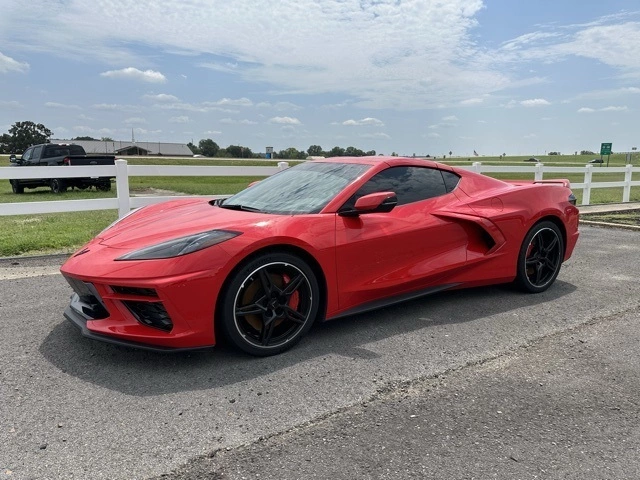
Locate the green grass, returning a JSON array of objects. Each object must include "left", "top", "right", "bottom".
[
  {"left": 1, "top": 153, "right": 639, "bottom": 257},
  {"left": 582, "top": 211, "right": 640, "bottom": 226}
]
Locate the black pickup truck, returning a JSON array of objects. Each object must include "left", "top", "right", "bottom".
[{"left": 9, "top": 143, "right": 116, "bottom": 194}]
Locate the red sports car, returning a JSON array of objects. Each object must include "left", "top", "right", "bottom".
[{"left": 60, "top": 156, "right": 579, "bottom": 356}]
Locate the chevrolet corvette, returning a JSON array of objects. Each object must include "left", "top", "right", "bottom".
[{"left": 60, "top": 156, "right": 579, "bottom": 356}]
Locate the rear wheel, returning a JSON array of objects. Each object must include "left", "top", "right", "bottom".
[
  {"left": 96, "top": 181, "right": 111, "bottom": 192},
  {"left": 515, "top": 221, "right": 564, "bottom": 293},
  {"left": 10, "top": 180, "right": 24, "bottom": 194},
  {"left": 50, "top": 178, "right": 67, "bottom": 194},
  {"left": 219, "top": 252, "right": 320, "bottom": 356}
]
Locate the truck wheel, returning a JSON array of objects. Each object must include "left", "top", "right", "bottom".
[
  {"left": 10, "top": 180, "right": 24, "bottom": 194},
  {"left": 50, "top": 178, "right": 67, "bottom": 194},
  {"left": 97, "top": 181, "right": 112, "bottom": 192}
]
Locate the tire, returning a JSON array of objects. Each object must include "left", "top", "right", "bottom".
[
  {"left": 515, "top": 221, "right": 564, "bottom": 293},
  {"left": 50, "top": 178, "right": 67, "bottom": 194},
  {"left": 10, "top": 180, "right": 24, "bottom": 194},
  {"left": 219, "top": 252, "right": 320, "bottom": 356},
  {"left": 96, "top": 181, "right": 111, "bottom": 192}
]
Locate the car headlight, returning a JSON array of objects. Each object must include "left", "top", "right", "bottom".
[{"left": 116, "top": 230, "right": 242, "bottom": 260}]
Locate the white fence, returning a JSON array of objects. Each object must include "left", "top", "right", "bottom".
[{"left": 0, "top": 160, "right": 639, "bottom": 218}]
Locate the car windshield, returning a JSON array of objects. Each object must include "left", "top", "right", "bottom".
[{"left": 221, "top": 162, "right": 370, "bottom": 215}]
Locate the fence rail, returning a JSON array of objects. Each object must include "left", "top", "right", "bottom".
[{"left": 0, "top": 160, "right": 638, "bottom": 218}]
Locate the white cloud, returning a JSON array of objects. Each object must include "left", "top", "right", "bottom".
[
  {"left": 269, "top": 116, "right": 302, "bottom": 125},
  {"left": 460, "top": 98, "right": 484, "bottom": 105},
  {"left": 220, "top": 118, "right": 258, "bottom": 125},
  {"left": 209, "top": 97, "right": 253, "bottom": 107},
  {"left": 100, "top": 67, "right": 166, "bottom": 83},
  {"left": 45, "top": 102, "right": 81, "bottom": 110},
  {"left": 0, "top": 0, "right": 507, "bottom": 109},
  {"left": 92, "top": 103, "right": 139, "bottom": 112},
  {"left": 579, "top": 105, "right": 627, "bottom": 113},
  {"left": 600, "top": 105, "right": 628, "bottom": 112},
  {"left": 342, "top": 117, "right": 384, "bottom": 127},
  {"left": 143, "top": 93, "right": 179, "bottom": 102},
  {"left": 169, "top": 116, "right": 190, "bottom": 123},
  {"left": 0, "top": 51, "right": 28, "bottom": 73},
  {"left": 256, "top": 101, "right": 302, "bottom": 111},
  {"left": 124, "top": 117, "right": 147, "bottom": 125},
  {"left": 520, "top": 98, "right": 551, "bottom": 107},
  {"left": 204, "top": 130, "right": 222, "bottom": 135},
  {"left": 361, "top": 132, "right": 391, "bottom": 139},
  {"left": 442, "top": 115, "right": 459, "bottom": 121}
]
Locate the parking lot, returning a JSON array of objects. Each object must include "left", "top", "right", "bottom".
[{"left": 1, "top": 225, "right": 640, "bottom": 479}]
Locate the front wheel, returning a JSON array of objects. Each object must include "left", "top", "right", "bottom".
[
  {"left": 50, "top": 178, "right": 67, "bottom": 194},
  {"left": 219, "top": 252, "right": 320, "bottom": 356},
  {"left": 10, "top": 180, "right": 24, "bottom": 194},
  {"left": 515, "top": 221, "right": 564, "bottom": 293}
]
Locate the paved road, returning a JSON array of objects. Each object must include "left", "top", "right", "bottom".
[{"left": 1, "top": 226, "right": 639, "bottom": 479}]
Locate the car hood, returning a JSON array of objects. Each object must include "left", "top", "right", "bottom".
[{"left": 98, "top": 198, "right": 278, "bottom": 249}]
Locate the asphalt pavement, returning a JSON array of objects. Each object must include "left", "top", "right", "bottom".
[{"left": 1, "top": 224, "right": 640, "bottom": 479}]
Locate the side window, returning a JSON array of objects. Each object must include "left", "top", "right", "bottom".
[
  {"left": 442, "top": 171, "right": 460, "bottom": 192},
  {"left": 22, "top": 148, "right": 33, "bottom": 162},
  {"left": 341, "top": 166, "right": 448, "bottom": 210},
  {"left": 31, "top": 146, "right": 43, "bottom": 162}
]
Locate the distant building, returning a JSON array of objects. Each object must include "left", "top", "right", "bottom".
[{"left": 51, "top": 139, "right": 193, "bottom": 156}]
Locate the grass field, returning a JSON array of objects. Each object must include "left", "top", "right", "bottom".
[{"left": 1, "top": 153, "right": 639, "bottom": 257}]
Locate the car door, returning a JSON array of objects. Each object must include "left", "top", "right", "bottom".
[
  {"left": 30, "top": 145, "right": 44, "bottom": 165},
  {"left": 334, "top": 165, "right": 469, "bottom": 312}
]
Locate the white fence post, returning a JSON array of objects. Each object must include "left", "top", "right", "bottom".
[
  {"left": 582, "top": 164, "right": 593, "bottom": 206},
  {"left": 535, "top": 163, "right": 544, "bottom": 181},
  {"left": 472, "top": 161, "right": 482, "bottom": 173},
  {"left": 115, "top": 159, "right": 130, "bottom": 218},
  {"left": 623, "top": 164, "right": 633, "bottom": 203}
]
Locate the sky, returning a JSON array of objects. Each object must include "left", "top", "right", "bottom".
[{"left": 1, "top": 0, "right": 639, "bottom": 157}]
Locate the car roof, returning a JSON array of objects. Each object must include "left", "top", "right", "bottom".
[{"left": 312, "top": 155, "right": 448, "bottom": 170}]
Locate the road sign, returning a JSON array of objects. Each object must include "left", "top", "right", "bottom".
[{"left": 600, "top": 143, "right": 612, "bottom": 155}]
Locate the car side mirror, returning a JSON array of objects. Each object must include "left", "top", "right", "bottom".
[
  {"left": 340, "top": 191, "right": 398, "bottom": 217},
  {"left": 9, "top": 154, "right": 17, "bottom": 163}
]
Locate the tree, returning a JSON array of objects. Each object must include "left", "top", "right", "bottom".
[
  {"left": 73, "top": 136, "right": 97, "bottom": 141},
  {"left": 187, "top": 142, "right": 201, "bottom": 155},
  {"left": 100, "top": 137, "right": 114, "bottom": 142},
  {"left": 226, "top": 145, "right": 253, "bottom": 158},
  {"left": 307, "top": 145, "right": 323, "bottom": 157},
  {"left": 199, "top": 139, "right": 220, "bottom": 157},
  {"left": 328, "top": 146, "right": 345, "bottom": 157},
  {"left": 345, "top": 146, "right": 365, "bottom": 157},
  {"left": 6, "top": 121, "right": 53, "bottom": 153},
  {"left": 580, "top": 150, "right": 595, "bottom": 155},
  {"left": 277, "top": 147, "right": 302, "bottom": 159}
]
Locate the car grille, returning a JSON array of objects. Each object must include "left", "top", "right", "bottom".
[
  {"left": 122, "top": 301, "right": 173, "bottom": 332},
  {"left": 64, "top": 276, "right": 109, "bottom": 320}
]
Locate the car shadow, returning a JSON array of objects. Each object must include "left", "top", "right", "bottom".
[{"left": 39, "top": 280, "right": 576, "bottom": 396}]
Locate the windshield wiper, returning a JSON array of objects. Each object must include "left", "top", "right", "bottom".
[{"left": 218, "top": 203, "right": 264, "bottom": 213}]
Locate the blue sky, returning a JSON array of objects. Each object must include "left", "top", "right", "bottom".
[{"left": 1, "top": 0, "right": 639, "bottom": 157}]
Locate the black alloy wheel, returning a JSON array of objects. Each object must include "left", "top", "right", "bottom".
[
  {"left": 96, "top": 181, "right": 112, "bottom": 192},
  {"left": 50, "top": 178, "right": 67, "bottom": 194},
  {"left": 220, "top": 253, "right": 320, "bottom": 356},
  {"left": 515, "top": 221, "right": 564, "bottom": 293}
]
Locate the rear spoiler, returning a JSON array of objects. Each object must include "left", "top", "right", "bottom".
[{"left": 504, "top": 179, "right": 571, "bottom": 188}]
